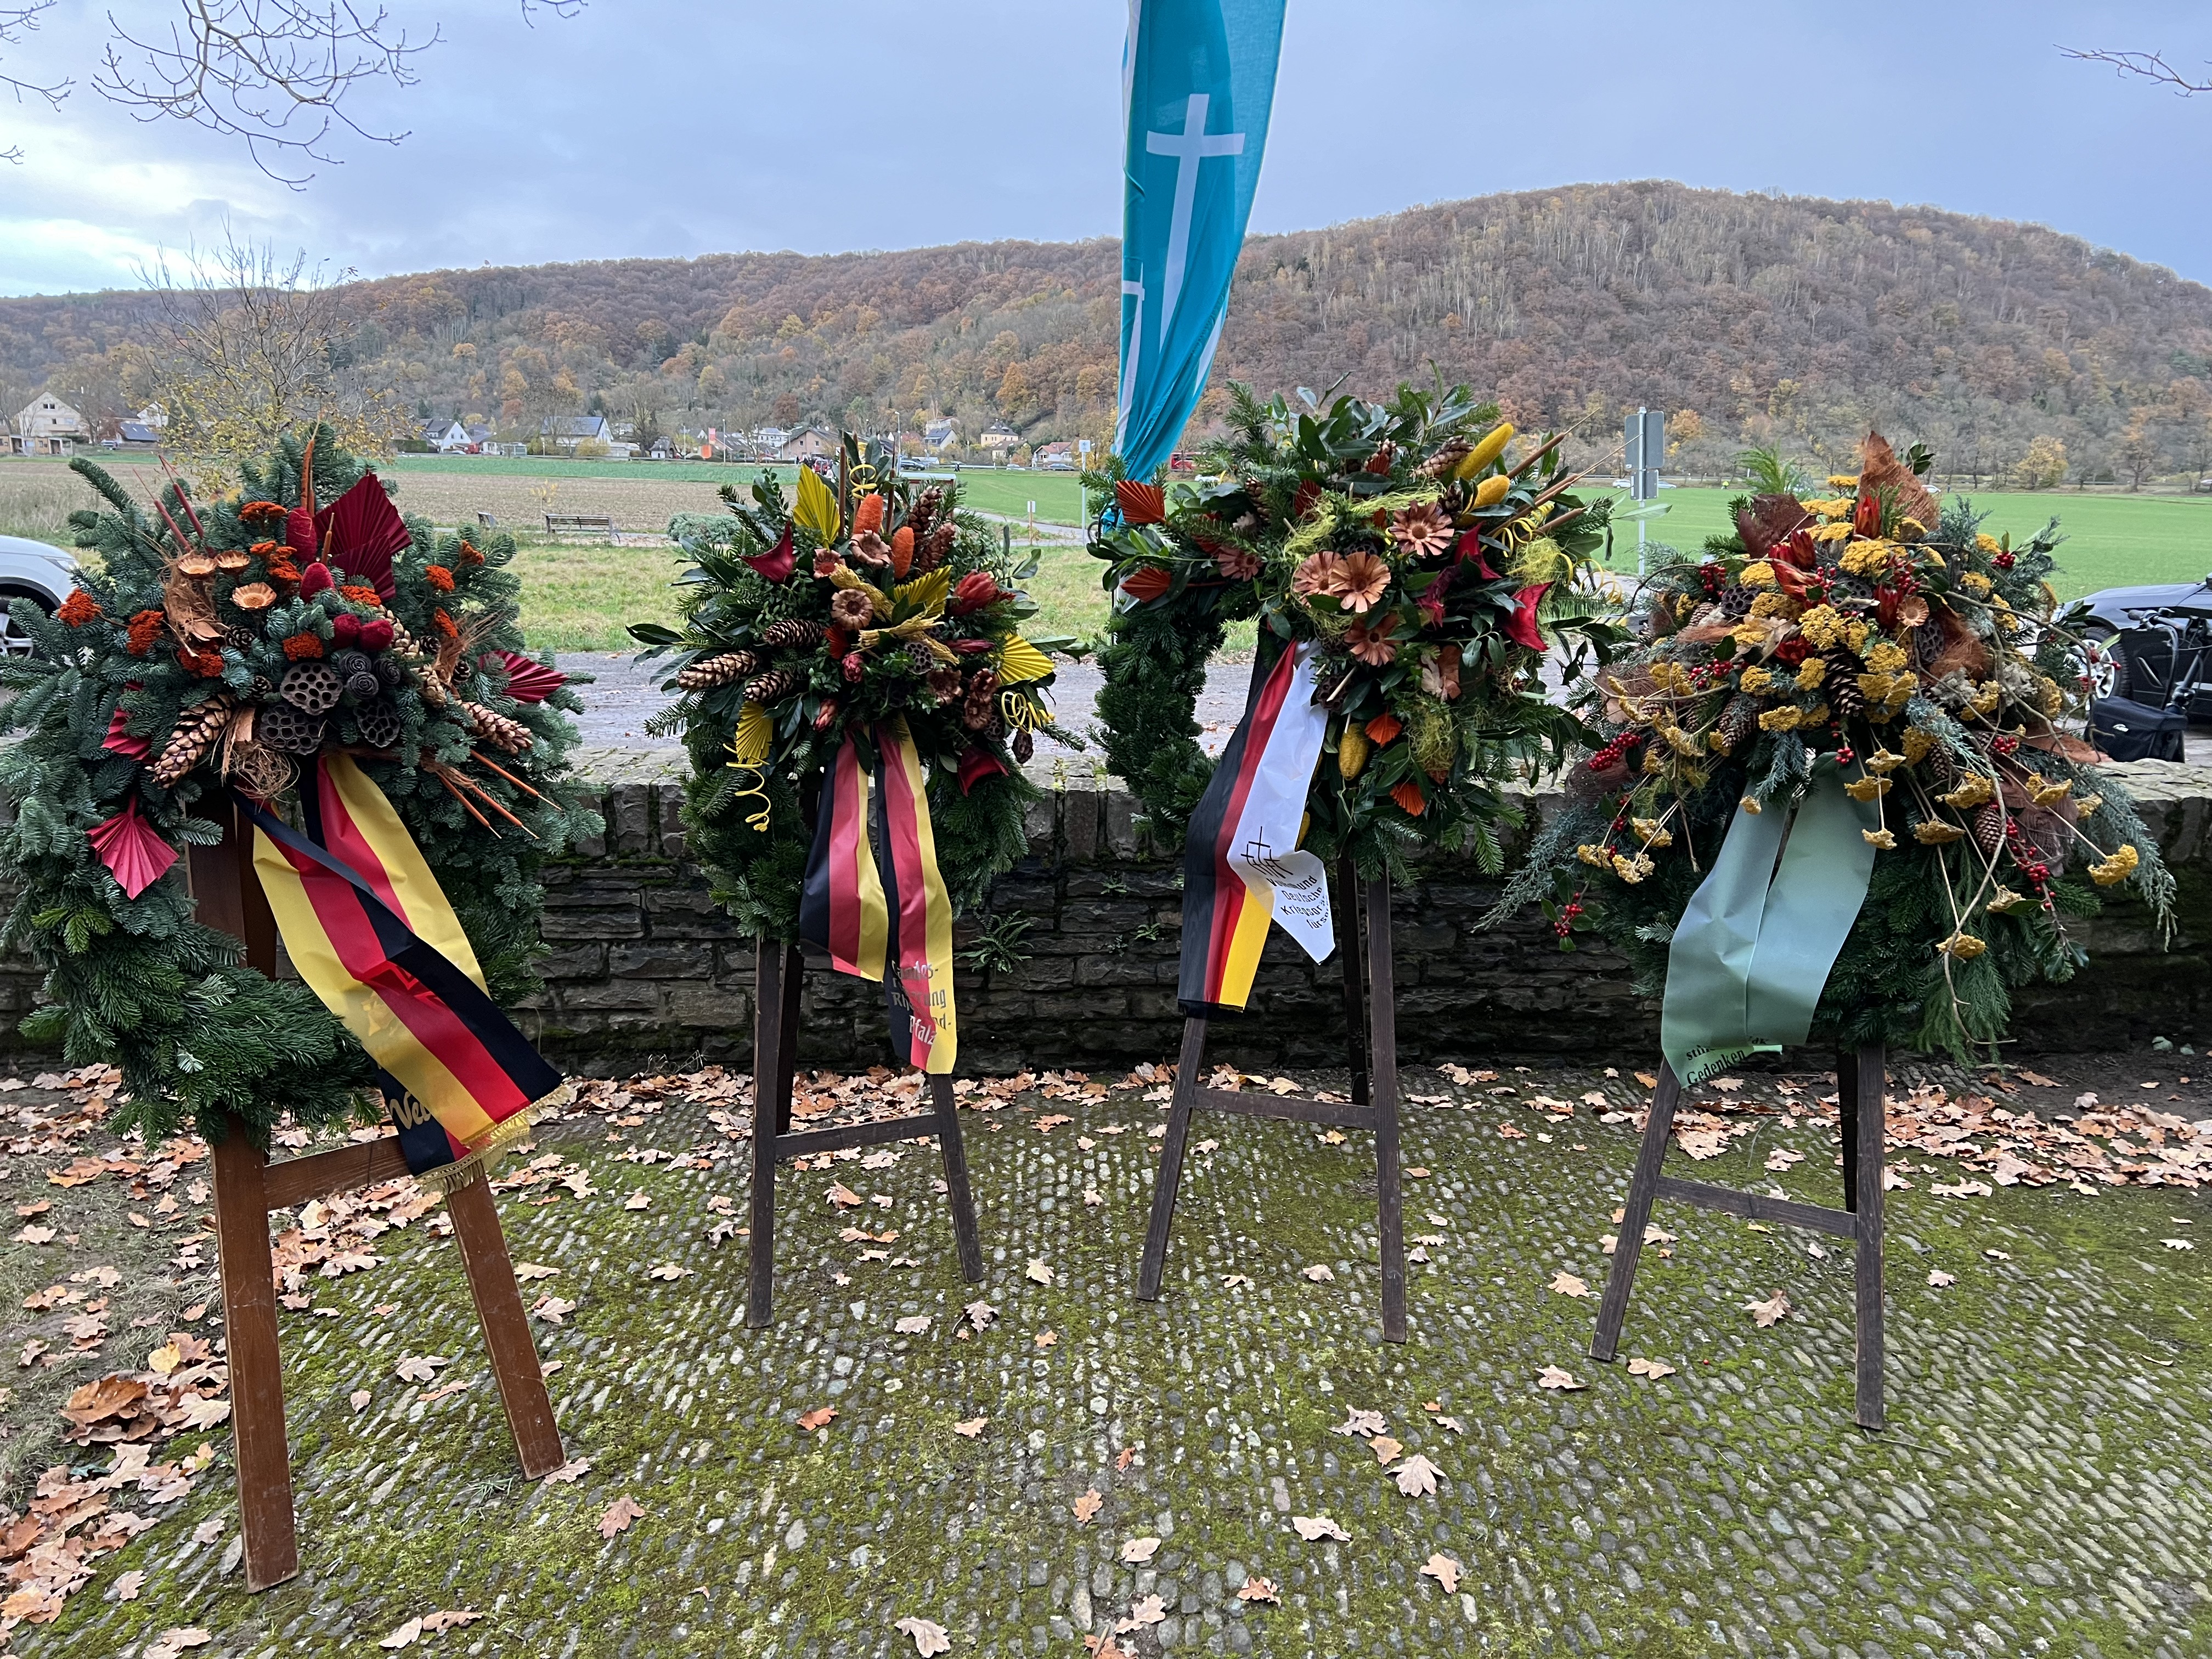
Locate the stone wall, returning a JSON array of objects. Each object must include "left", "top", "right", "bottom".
[
  {"left": 522, "top": 749, "right": 2212, "bottom": 1074},
  {"left": 0, "top": 750, "right": 2200, "bottom": 1069}
]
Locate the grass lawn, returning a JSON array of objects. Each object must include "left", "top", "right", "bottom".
[
  {"left": 1597, "top": 487, "right": 2212, "bottom": 599},
  {"left": 508, "top": 537, "right": 689, "bottom": 654}
]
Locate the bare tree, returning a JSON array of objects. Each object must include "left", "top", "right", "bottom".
[
  {"left": 140, "top": 232, "right": 405, "bottom": 479},
  {"left": 0, "top": 1, "right": 70, "bottom": 163},
  {"left": 2059, "top": 46, "right": 2212, "bottom": 94},
  {"left": 4, "top": 0, "right": 583, "bottom": 180}
]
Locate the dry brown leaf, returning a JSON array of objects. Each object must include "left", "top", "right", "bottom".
[
  {"left": 348, "top": 1389, "right": 373, "bottom": 1413},
  {"left": 797, "top": 1406, "right": 838, "bottom": 1431},
  {"left": 596, "top": 1495, "right": 644, "bottom": 1539},
  {"left": 1548, "top": 1269, "right": 1590, "bottom": 1299},
  {"left": 1291, "top": 1514, "right": 1349, "bottom": 1541},
  {"left": 1537, "top": 1365, "right": 1585, "bottom": 1392},
  {"left": 422, "top": 1611, "right": 481, "bottom": 1632},
  {"left": 1302, "top": 1263, "right": 1335, "bottom": 1282},
  {"left": 1420, "top": 1553, "right": 1462, "bottom": 1593},
  {"left": 377, "top": 1617, "right": 424, "bottom": 1650},
  {"left": 1236, "top": 1575, "right": 1280, "bottom": 1603},
  {"left": 1627, "top": 1357, "right": 1677, "bottom": 1379},
  {"left": 1025, "top": 1258, "right": 1054, "bottom": 1284},
  {"left": 1391, "top": 1454, "right": 1444, "bottom": 1497},
  {"left": 827, "top": 1182, "right": 863, "bottom": 1207},
  {"left": 540, "top": 1455, "right": 592, "bottom": 1486},
  {"left": 1033, "top": 1330, "right": 1058, "bottom": 1349},
  {"left": 111, "top": 1570, "right": 146, "bottom": 1602},
  {"left": 894, "top": 1617, "right": 952, "bottom": 1657},
  {"left": 395, "top": 1355, "right": 448, "bottom": 1384},
  {"left": 1071, "top": 1489, "right": 1102, "bottom": 1523},
  {"left": 894, "top": 1315, "right": 932, "bottom": 1335},
  {"left": 952, "top": 1415, "right": 987, "bottom": 1438},
  {"left": 646, "top": 1263, "right": 693, "bottom": 1281},
  {"left": 1119, "top": 1536, "right": 1160, "bottom": 1564},
  {"left": 1368, "top": 1435, "right": 1403, "bottom": 1465},
  {"left": 1743, "top": 1289, "right": 1791, "bottom": 1328}
]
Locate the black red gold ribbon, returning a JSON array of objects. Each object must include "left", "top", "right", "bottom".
[
  {"left": 243, "top": 753, "right": 567, "bottom": 1190},
  {"left": 799, "top": 720, "right": 958, "bottom": 1074}
]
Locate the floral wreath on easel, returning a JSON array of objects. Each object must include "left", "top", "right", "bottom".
[{"left": 0, "top": 427, "right": 590, "bottom": 1175}]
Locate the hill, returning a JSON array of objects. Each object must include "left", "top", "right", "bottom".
[{"left": 8, "top": 180, "right": 2212, "bottom": 487}]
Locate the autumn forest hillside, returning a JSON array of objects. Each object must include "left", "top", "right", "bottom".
[{"left": 9, "top": 180, "right": 2212, "bottom": 487}]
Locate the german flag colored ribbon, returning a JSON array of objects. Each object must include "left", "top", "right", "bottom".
[
  {"left": 1177, "top": 640, "right": 1335, "bottom": 1018},
  {"left": 242, "top": 753, "right": 568, "bottom": 1192},
  {"left": 799, "top": 720, "right": 958, "bottom": 1074}
]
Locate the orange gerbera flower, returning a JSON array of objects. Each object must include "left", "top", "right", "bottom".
[
  {"left": 1389, "top": 501, "right": 1453, "bottom": 558},
  {"left": 1333, "top": 551, "right": 1391, "bottom": 613},
  {"left": 57, "top": 589, "right": 100, "bottom": 627},
  {"left": 1290, "top": 551, "right": 1342, "bottom": 597},
  {"left": 1344, "top": 618, "right": 1398, "bottom": 666}
]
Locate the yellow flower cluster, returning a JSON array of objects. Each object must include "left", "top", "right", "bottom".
[
  {"left": 1798, "top": 605, "right": 1847, "bottom": 648},
  {"left": 1757, "top": 706, "right": 1803, "bottom": 732},
  {"left": 1802, "top": 496, "right": 1855, "bottom": 518},
  {"left": 1863, "top": 828, "right": 1897, "bottom": 849},
  {"left": 1750, "top": 592, "right": 1799, "bottom": 620},
  {"left": 1739, "top": 665, "right": 1774, "bottom": 694},
  {"left": 1611, "top": 850, "right": 1656, "bottom": 884},
  {"left": 1739, "top": 561, "right": 1778, "bottom": 588},
  {"left": 1843, "top": 776, "right": 1892, "bottom": 801},
  {"left": 1913, "top": 820, "right": 1965, "bottom": 844},
  {"left": 1968, "top": 681, "right": 2002, "bottom": 716},
  {"left": 1811, "top": 521, "right": 1854, "bottom": 543},
  {"left": 1938, "top": 774, "right": 1994, "bottom": 808},
  {"left": 1937, "top": 932, "right": 1988, "bottom": 960},
  {"left": 1631, "top": 817, "right": 1674, "bottom": 848},
  {"left": 2025, "top": 772, "right": 2072, "bottom": 806},
  {"left": 1648, "top": 661, "right": 1697, "bottom": 695},
  {"left": 1987, "top": 887, "right": 2029, "bottom": 914},
  {"left": 1838, "top": 541, "right": 1895, "bottom": 576},
  {"left": 1794, "top": 656, "right": 1829, "bottom": 690},
  {"left": 1959, "top": 572, "right": 1994, "bottom": 596},
  {"left": 1900, "top": 728, "right": 1935, "bottom": 763},
  {"left": 2089, "top": 845, "right": 2139, "bottom": 887},
  {"left": 1973, "top": 533, "right": 2002, "bottom": 555},
  {"left": 1828, "top": 474, "right": 1859, "bottom": 489},
  {"left": 1861, "top": 641, "right": 1908, "bottom": 675}
]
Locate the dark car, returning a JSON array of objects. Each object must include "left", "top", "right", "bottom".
[
  {"left": 2068, "top": 572, "right": 2212, "bottom": 721},
  {"left": 2071, "top": 573, "right": 2212, "bottom": 637}
]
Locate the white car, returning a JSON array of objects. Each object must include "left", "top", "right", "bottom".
[{"left": 0, "top": 534, "right": 82, "bottom": 655}]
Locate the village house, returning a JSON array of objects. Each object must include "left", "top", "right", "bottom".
[
  {"left": 924, "top": 418, "right": 958, "bottom": 452},
  {"left": 978, "top": 424, "right": 1020, "bottom": 453},
  {"left": 12, "top": 393, "right": 88, "bottom": 454},
  {"left": 775, "top": 427, "right": 837, "bottom": 462},
  {"left": 538, "top": 414, "right": 613, "bottom": 452},
  {"left": 426, "top": 420, "right": 473, "bottom": 453}
]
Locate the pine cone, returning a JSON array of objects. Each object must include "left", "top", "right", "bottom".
[
  {"left": 1970, "top": 803, "right": 2005, "bottom": 860},
  {"left": 257, "top": 702, "right": 326, "bottom": 757},
  {"left": 760, "top": 619, "right": 825, "bottom": 650},
  {"left": 1824, "top": 662, "right": 1866, "bottom": 722},
  {"left": 1418, "top": 439, "right": 1471, "bottom": 479},
  {"left": 281, "top": 661, "right": 342, "bottom": 715},
  {"left": 916, "top": 522, "right": 956, "bottom": 572},
  {"left": 675, "top": 650, "right": 758, "bottom": 690},
  {"left": 461, "top": 701, "right": 534, "bottom": 754},
  {"left": 1715, "top": 695, "right": 1758, "bottom": 754},
  {"left": 150, "top": 694, "right": 238, "bottom": 787},
  {"left": 744, "top": 668, "right": 802, "bottom": 704},
  {"left": 909, "top": 487, "right": 943, "bottom": 540}
]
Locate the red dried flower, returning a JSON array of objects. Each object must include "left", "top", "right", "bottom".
[
  {"left": 239, "top": 500, "right": 286, "bottom": 522},
  {"left": 424, "top": 566, "right": 455, "bottom": 593},
  {"left": 456, "top": 539, "right": 485, "bottom": 567},
  {"left": 1365, "top": 713, "right": 1403, "bottom": 745},
  {"left": 1117, "top": 565, "right": 1172, "bottom": 605},
  {"left": 949, "top": 572, "right": 1005, "bottom": 616},
  {"left": 57, "top": 589, "right": 100, "bottom": 627},
  {"left": 282, "top": 633, "right": 324, "bottom": 661},
  {"left": 176, "top": 645, "right": 225, "bottom": 678},
  {"left": 125, "top": 610, "right": 165, "bottom": 656},
  {"left": 432, "top": 609, "right": 458, "bottom": 638},
  {"left": 340, "top": 584, "right": 383, "bottom": 605},
  {"left": 1390, "top": 780, "right": 1427, "bottom": 817},
  {"left": 1114, "top": 481, "right": 1165, "bottom": 526}
]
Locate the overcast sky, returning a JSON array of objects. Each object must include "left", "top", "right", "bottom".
[{"left": 3, "top": 0, "right": 2210, "bottom": 297}]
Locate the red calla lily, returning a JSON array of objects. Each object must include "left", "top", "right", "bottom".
[
  {"left": 1506, "top": 582, "right": 1551, "bottom": 651},
  {"left": 957, "top": 747, "right": 1009, "bottom": 795}
]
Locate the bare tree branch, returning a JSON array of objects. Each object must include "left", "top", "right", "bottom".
[
  {"left": 92, "top": 0, "right": 438, "bottom": 185},
  {"left": 1, "top": 1, "right": 74, "bottom": 163},
  {"left": 2058, "top": 46, "right": 2212, "bottom": 95}
]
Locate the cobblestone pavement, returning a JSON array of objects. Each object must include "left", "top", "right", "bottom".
[{"left": 14, "top": 1058, "right": 2212, "bottom": 1658}]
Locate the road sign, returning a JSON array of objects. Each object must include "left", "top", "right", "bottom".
[{"left": 1623, "top": 409, "right": 1665, "bottom": 501}]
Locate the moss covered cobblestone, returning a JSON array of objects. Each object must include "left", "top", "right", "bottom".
[{"left": 13, "top": 1060, "right": 2212, "bottom": 1658}]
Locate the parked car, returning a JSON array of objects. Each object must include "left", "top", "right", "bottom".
[
  {"left": 2071, "top": 574, "right": 2212, "bottom": 638},
  {"left": 0, "top": 534, "right": 80, "bottom": 654},
  {"left": 2068, "top": 574, "right": 2212, "bottom": 724}
]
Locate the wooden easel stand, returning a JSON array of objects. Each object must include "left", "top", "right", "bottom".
[
  {"left": 1590, "top": 1047, "right": 1888, "bottom": 1429},
  {"left": 746, "top": 939, "right": 984, "bottom": 1328},
  {"left": 192, "top": 804, "right": 565, "bottom": 1592},
  {"left": 1138, "top": 857, "right": 1407, "bottom": 1343}
]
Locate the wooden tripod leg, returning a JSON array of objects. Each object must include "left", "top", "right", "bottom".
[
  {"left": 929, "top": 1073, "right": 985, "bottom": 1282},
  {"left": 1837, "top": 1048, "right": 1860, "bottom": 1213},
  {"left": 1592, "top": 1064, "right": 1683, "bottom": 1363},
  {"left": 1364, "top": 879, "right": 1407, "bottom": 1345},
  {"left": 1852, "top": 1045, "right": 1887, "bottom": 1431},
  {"left": 746, "top": 939, "right": 787, "bottom": 1329},
  {"left": 775, "top": 944, "right": 802, "bottom": 1135},
  {"left": 210, "top": 1125, "right": 298, "bottom": 1591},
  {"left": 1136, "top": 1018, "right": 1208, "bottom": 1302},
  {"left": 445, "top": 1176, "right": 565, "bottom": 1477},
  {"left": 1335, "top": 856, "right": 1370, "bottom": 1107}
]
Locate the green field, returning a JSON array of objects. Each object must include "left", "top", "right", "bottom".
[{"left": 1598, "top": 487, "right": 2212, "bottom": 600}]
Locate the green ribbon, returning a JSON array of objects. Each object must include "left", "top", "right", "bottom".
[{"left": 1660, "top": 763, "right": 1881, "bottom": 1087}]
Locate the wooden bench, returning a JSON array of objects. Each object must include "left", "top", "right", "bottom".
[{"left": 543, "top": 513, "right": 616, "bottom": 539}]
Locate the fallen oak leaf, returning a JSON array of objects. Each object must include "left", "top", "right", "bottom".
[
  {"left": 1548, "top": 1269, "right": 1590, "bottom": 1298},
  {"left": 1367, "top": 1435, "right": 1404, "bottom": 1465},
  {"left": 1119, "top": 1593, "right": 1167, "bottom": 1630},
  {"left": 1927, "top": 1268, "right": 1956, "bottom": 1288},
  {"left": 394, "top": 1354, "right": 448, "bottom": 1384},
  {"left": 1390, "top": 1454, "right": 1444, "bottom": 1497},
  {"left": 422, "top": 1611, "right": 482, "bottom": 1632},
  {"left": 1537, "top": 1365, "right": 1585, "bottom": 1391},
  {"left": 1119, "top": 1535, "right": 1160, "bottom": 1564},
  {"left": 378, "top": 1619, "right": 424, "bottom": 1651},
  {"left": 540, "top": 1455, "right": 592, "bottom": 1486},
  {"left": 1291, "top": 1514, "right": 1349, "bottom": 1542},
  {"left": 797, "top": 1406, "right": 838, "bottom": 1431},
  {"left": 596, "top": 1495, "right": 644, "bottom": 1539},
  {"left": 111, "top": 1569, "right": 145, "bottom": 1601},
  {"left": 952, "top": 1416, "right": 988, "bottom": 1438},
  {"left": 1025, "top": 1258, "right": 1054, "bottom": 1284},
  {"left": 1071, "top": 1488, "right": 1102, "bottom": 1523},
  {"left": 894, "top": 1315, "right": 932, "bottom": 1335},
  {"left": 1302, "top": 1263, "right": 1335, "bottom": 1282},
  {"left": 1626, "top": 1357, "right": 1677, "bottom": 1379},
  {"left": 1420, "top": 1553, "right": 1462, "bottom": 1593},
  {"left": 1235, "top": 1575, "right": 1280, "bottom": 1604},
  {"left": 349, "top": 1390, "right": 372, "bottom": 1413},
  {"left": 647, "top": 1263, "right": 693, "bottom": 1281},
  {"left": 894, "top": 1616, "right": 952, "bottom": 1656}
]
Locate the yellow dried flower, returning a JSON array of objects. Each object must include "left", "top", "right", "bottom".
[
  {"left": 2089, "top": 845, "right": 2140, "bottom": 887},
  {"left": 1843, "top": 776, "right": 1892, "bottom": 802},
  {"left": 1631, "top": 817, "right": 1675, "bottom": 849},
  {"left": 1986, "top": 887, "right": 2029, "bottom": 914},
  {"left": 1839, "top": 541, "right": 1894, "bottom": 577},
  {"left": 2075, "top": 793, "right": 2103, "bottom": 815},
  {"left": 2027, "top": 773, "right": 2072, "bottom": 806},
  {"left": 1794, "top": 657, "right": 1829, "bottom": 690},
  {"left": 1750, "top": 591, "right": 1799, "bottom": 621},
  {"left": 1901, "top": 728, "right": 1934, "bottom": 764},
  {"left": 1861, "top": 641, "right": 1908, "bottom": 675},
  {"left": 1757, "top": 706, "right": 1803, "bottom": 732},
  {"left": 1576, "top": 843, "right": 1611, "bottom": 869},
  {"left": 1938, "top": 774, "right": 1994, "bottom": 808},
  {"left": 1864, "top": 748, "right": 1906, "bottom": 775},
  {"left": 1664, "top": 724, "right": 1704, "bottom": 757},
  {"left": 1970, "top": 682, "right": 2002, "bottom": 716},
  {"left": 1937, "top": 932, "right": 1988, "bottom": 960},
  {"left": 1739, "top": 561, "right": 1778, "bottom": 589},
  {"left": 1895, "top": 516, "right": 1927, "bottom": 541},
  {"left": 1829, "top": 475, "right": 1859, "bottom": 490},
  {"left": 1739, "top": 665, "right": 1774, "bottom": 694},
  {"left": 1863, "top": 828, "right": 1897, "bottom": 849},
  {"left": 1802, "top": 496, "right": 1855, "bottom": 518},
  {"left": 1960, "top": 572, "right": 1994, "bottom": 596},
  {"left": 2036, "top": 676, "right": 2063, "bottom": 717},
  {"left": 1739, "top": 795, "right": 1763, "bottom": 815},
  {"left": 1611, "top": 850, "right": 1656, "bottom": 884},
  {"left": 1974, "top": 533, "right": 2001, "bottom": 555},
  {"left": 1844, "top": 620, "right": 1871, "bottom": 653},
  {"left": 1912, "top": 821, "right": 1966, "bottom": 844},
  {"left": 1798, "top": 605, "right": 1847, "bottom": 649}
]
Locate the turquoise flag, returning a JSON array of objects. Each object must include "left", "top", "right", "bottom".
[
  {"left": 1660, "top": 765, "right": 1881, "bottom": 1087},
  {"left": 1114, "top": 0, "right": 1286, "bottom": 481}
]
